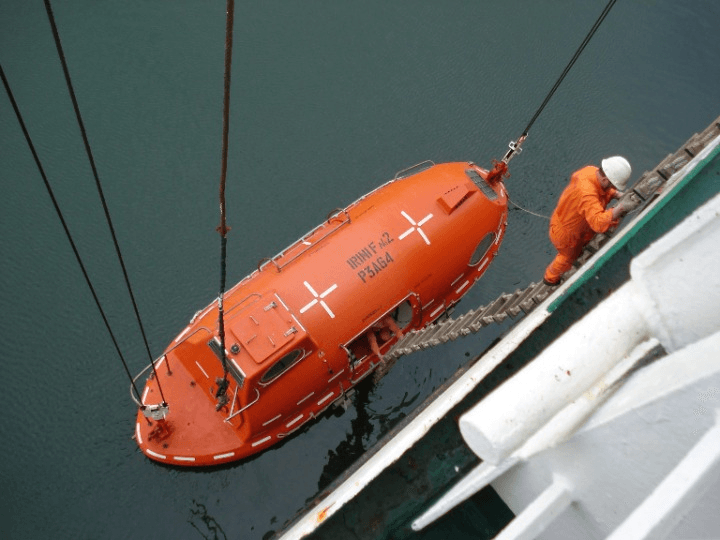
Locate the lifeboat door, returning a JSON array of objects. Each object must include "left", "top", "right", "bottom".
[{"left": 342, "top": 294, "right": 420, "bottom": 369}]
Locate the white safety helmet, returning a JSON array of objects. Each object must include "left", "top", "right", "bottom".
[{"left": 601, "top": 156, "right": 632, "bottom": 191}]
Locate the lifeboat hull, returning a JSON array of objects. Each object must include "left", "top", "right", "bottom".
[{"left": 135, "top": 161, "right": 508, "bottom": 466}]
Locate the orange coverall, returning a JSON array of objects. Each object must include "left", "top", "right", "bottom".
[{"left": 543, "top": 165, "right": 618, "bottom": 284}]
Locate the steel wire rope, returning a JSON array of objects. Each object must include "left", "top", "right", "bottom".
[
  {"left": 521, "top": 0, "right": 619, "bottom": 137},
  {"left": 1, "top": 64, "right": 143, "bottom": 404},
  {"left": 215, "top": 0, "right": 236, "bottom": 404},
  {"left": 494, "top": 0, "right": 619, "bottom": 212},
  {"left": 43, "top": 0, "right": 167, "bottom": 405}
]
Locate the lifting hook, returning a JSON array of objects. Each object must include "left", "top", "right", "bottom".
[{"left": 486, "top": 134, "right": 527, "bottom": 185}]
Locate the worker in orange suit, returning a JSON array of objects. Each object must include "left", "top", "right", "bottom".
[{"left": 543, "top": 156, "right": 634, "bottom": 286}]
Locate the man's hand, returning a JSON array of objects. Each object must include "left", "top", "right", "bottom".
[{"left": 612, "top": 198, "right": 635, "bottom": 219}]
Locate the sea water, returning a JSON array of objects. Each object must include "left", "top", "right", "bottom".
[{"left": 1, "top": 1, "right": 718, "bottom": 538}]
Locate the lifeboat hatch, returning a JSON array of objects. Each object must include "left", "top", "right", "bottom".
[
  {"left": 437, "top": 181, "right": 475, "bottom": 214},
  {"left": 228, "top": 293, "right": 302, "bottom": 364},
  {"left": 343, "top": 296, "right": 419, "bottom": 367}
]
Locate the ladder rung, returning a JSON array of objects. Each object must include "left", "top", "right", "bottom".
[
  {"left": 521, "top": 281, "right": 548, "bottom": 312},
  {"left": 482, "top": 294, "right": 512, "bottom": 324},
  {"left": 397, "top": 329, "right": 423, "bottom": 351},
  {"left": 417, "top": 322, "right": 448, "bottom": 348},
  {"left": 468, "top": 302, "right": 496, "bottom": 331},
  {"left": 441, "top": 312, "right": 474, "bottom": 342},
  {"left": 507, "top": 285, "right": 538, "bottom": 317}
]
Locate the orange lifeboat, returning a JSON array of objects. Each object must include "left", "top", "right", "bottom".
[{"left": 134, "top": 161, "right": 508, "bottom": 466}]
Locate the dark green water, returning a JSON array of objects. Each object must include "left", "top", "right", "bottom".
[{"left": 1, "top": 1, "right": 718, "bottom": 539}]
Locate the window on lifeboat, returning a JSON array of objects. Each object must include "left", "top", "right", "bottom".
[
  {"left": 469, "top": 232, "right": 495, "bottom": 266},
  {"left": 391, "top": 300, "right": 414, "bottom": 330},
  {"left": 260, "top": 349, "right": 305, "bottom": 384}
]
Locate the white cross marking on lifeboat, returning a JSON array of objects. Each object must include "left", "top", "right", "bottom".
[
  {"left": 299, "top": 281, "right": 338, "bottom": 319},
  {"left": 398, "top": 210, "right": 434, "bottom": 245}
]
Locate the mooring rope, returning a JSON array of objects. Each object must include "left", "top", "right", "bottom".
[
  {"left": 507, "top": 195, "right": 550, "bottom": 220},
  {"left": 1, "top": 64, "right": 144, "bottom": 403},
  {"left": 215, "top": 0, "right": 236, "bottom": 405},
  {"left": 43, "top": 0, "right": 167, "bottom": 405}
]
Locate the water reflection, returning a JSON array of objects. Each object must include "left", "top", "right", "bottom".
[
  {"left": 317, "top": 378, "right": 374, "bottom": 491},
  {"left": 188, "top": 500, "right": 228, "bottom": 540},
  {"left": 317, "top": 374, "right": 425, "bottom": 493}
]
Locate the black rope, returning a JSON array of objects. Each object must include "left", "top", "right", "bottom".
[
  {"left": 522, "top": 0, "right": 618, "bottom": 137},
  {"left": 43, "top": 0, "right": 167, "bottom": 404},
  {"left": 1, "top": 63, "right": 143, "bottom": 403},
  {"left": 215, "top": 0, "right": 235, "bottom": 403}
]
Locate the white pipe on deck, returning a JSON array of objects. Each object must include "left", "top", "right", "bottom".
[
  {"left": 459, "top": 192, "right": 720, "bottom": 466},
  {"left": 412, "top": 337, "right": 660, "bottom": 532},
  {"left": 459, "top": 280, "right": 652, "bottom": 465}
]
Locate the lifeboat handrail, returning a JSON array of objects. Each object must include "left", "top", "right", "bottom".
[
  {"left": 226, "top": 384, "right": 239, "bottom": 417},
  {"left": 131, "top": 358, "right": 161, "bottom": 407},
  {"left": 256, "top": 160, "right": 438, "bottom": 275},
  {"left": 394, "top": 160, "right": 435, "bottom": 180},
  {"left": 249, "top": 162, "right": 436, "bottom": 279},
  {"left": 260, "top": 209, "right": 352, "bottom": 272},
  {"left": 224, "top": 292, "right": 262, "bottom": 318},
  {"left": 162, "top": 326, "right": 213, "bottom": 358},
  {"left": 130, "top": 327, "right": 212, "bottom": 406},
  {"left": 225, "top": 387, "right": 260, "bottom": 422}
]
